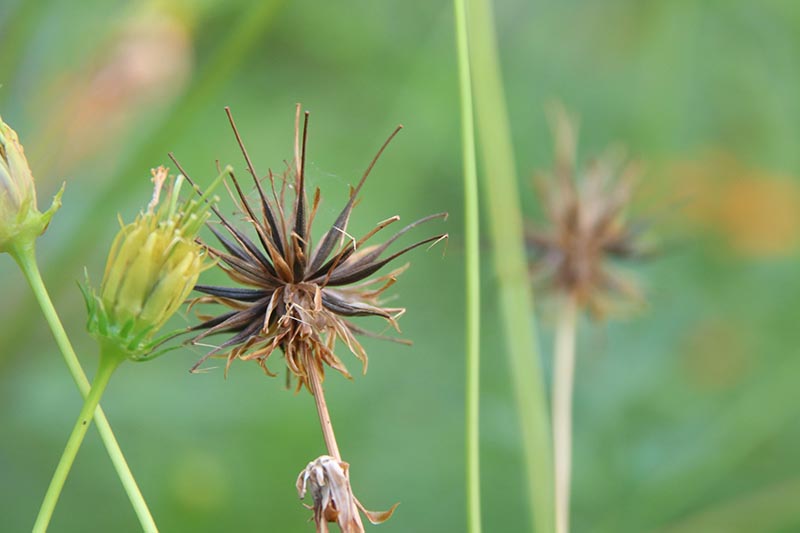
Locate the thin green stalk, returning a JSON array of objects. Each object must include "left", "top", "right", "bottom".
[
  {"left": 466, "top": 0, "right": 555, "bottom": 531},
  {"left": 10, "top": 242, "right": 158, "bottom": 533},
  {"left": 453, "top": 0, "right": 482, "bottom": 532},
  {"left": 553, "top": 296, "right": 577, "bottom": 533},
  {"left": 33, "top": 349, "right": 123, "bottom": 532}
]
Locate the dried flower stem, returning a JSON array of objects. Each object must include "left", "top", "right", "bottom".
[
  {"left": 305, "top": 350, "right": 342, "bottom": 462},
  {"left": 11, "top": 243, "right": 157, "bottom": 533},
  {"left": 304, "top": 350, "right": 370, "bottom": 532},
  {"left": 553, "top": 295, "right": 578, "bottom": 533},
  {"left": 33, "top": 347, "right": 125, "bottom": 532}
]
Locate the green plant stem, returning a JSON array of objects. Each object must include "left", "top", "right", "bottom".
[
  {"left": 466, "top": 0, "right": 555, "bottom": 531},
  {"left": 553, "top": 296, "right": 577, "bottom": 533},
  {"left": 33, "top": 348, "right": 123, "bottom": 532},
  {"left": 453, "top": 1, "right": 482, "bottom": 532},
  {"left": 10, "top": 242, "right": 157, "bottom": 533}
]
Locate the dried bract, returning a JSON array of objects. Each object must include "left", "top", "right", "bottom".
[{"left": 296, "top": 455, "right": 398, "bottom": 533}]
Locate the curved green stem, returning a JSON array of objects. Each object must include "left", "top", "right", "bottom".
[
  {"left": 33, "top": 349, "right": 123, "bottom": 532},
  {"left": 10, "top": 242, "right": 158, "bottom": 532},
  {"left": 453, "top": 1, "right": 482, "bottom": 532}
]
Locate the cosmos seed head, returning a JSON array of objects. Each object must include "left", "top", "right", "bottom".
[
  {"left": 527, "top": 105, "right": 648, "bottom": 318},
  {"left": 179, "top": 105, "right": 447, "bottom": 386}
]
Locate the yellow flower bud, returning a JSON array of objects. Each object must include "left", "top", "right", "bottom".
[
  {"left": 84, "top": 166, "right": 225, "bottom": 360},
  {"left": 0, "top": 116, "right": 63, "bottom": 253}
]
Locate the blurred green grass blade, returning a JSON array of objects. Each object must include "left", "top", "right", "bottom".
[
  {"left": 603, "top": 354, "right": 800, "bottom": 531},
  {"left": 656, "top": 478, "right": 800, "bottom": 533},
  {"left": 453, "top": 0, "right": 482, "bottom": 531},
  {"left": 466, "top": 0, "right": 554, "bottom": 531},
  {"left": 2, "top": 0, "right": 284, "bottom": 352},
  {"left": 0, "top": 0, "right": 45, "bottom": 102}
]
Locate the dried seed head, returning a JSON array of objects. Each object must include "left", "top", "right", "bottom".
[
  {"left": 527, "top": 105, "right": 647, "bottom": 318},
  {"left": 0, "top": 116, "right": 63, "bottom": 253},
  {"left": 296, "top": 455, "right": 398, "bottom": 533},
  {"left": 182, "top": 105, "right": 447, "bottom": 386},
  {"left": 83, "top": 166, "right": 223, "bottom": 359}
]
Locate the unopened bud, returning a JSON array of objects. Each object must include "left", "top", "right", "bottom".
[
  {"left": 83, "top": 166, "right": 223, "bottom": 359},
  {"left": 0, "top": 117, "right": 63, "bottom": 253}
]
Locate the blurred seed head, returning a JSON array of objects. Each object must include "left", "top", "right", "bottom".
[
  {"left": 527, "top": 105, "right": 647, "bottom": 318},
  {"left": 0, "top": 117, "right": 63, "bottom": 253},
  {"left": 182, "top": 106, "right": 447, "bottom": 387},
  {"left": 296, "top": 455, "right": 398, "bottom": 533},
  {"left": 83, "top": 166, "right": 222, "bottom": 359}
]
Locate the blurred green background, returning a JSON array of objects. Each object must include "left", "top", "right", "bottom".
[{"left": 1, "top": 0, "right": 799, "bottom": 531}]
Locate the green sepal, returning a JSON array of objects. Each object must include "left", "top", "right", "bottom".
[{"left": 0, "top": 182, "right": 65, "bottom": 254}]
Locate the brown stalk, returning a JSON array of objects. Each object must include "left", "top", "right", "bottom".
[
  {"left": 303, "top": 349, "right": 374, "bottom": 533},
  {"left": 305, "top": 348, "right": 342, "bottom": 462}
]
